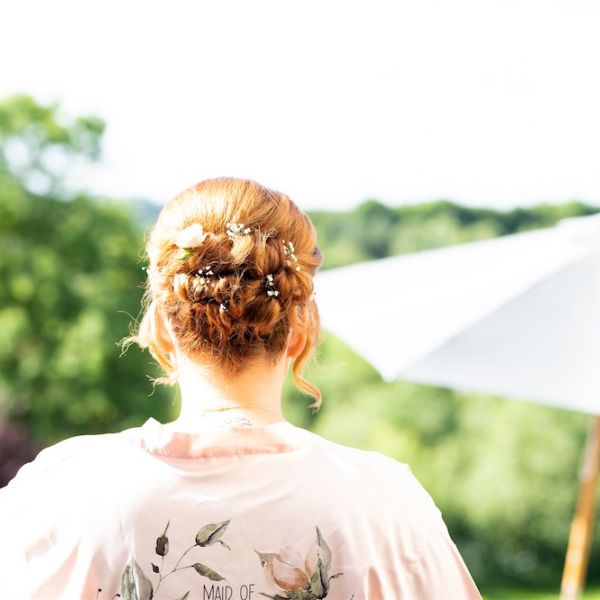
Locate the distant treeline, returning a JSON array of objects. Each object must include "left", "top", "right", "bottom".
[{"left": 127, "top": 194, "right": 599, "bottom": 270}]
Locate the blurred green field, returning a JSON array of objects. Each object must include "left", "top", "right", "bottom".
[{"left": 482, "top": 584, "right": 600, "bottom": 599}]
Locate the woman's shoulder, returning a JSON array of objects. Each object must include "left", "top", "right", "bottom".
[
  {"left": 319, "top": 433, "right": 412, "bottom": 475},
  {"left": 1, "top": 424, "right": 140, "bottom": 494},
  {"left": 294, "top": 425, "right": 439, "bottom": 513},
  {"left": 297, "top": 424, "right": 416, "bottom": 476},
  {"left": 292, "top": 428, "right": 483, "bottom": 597}
]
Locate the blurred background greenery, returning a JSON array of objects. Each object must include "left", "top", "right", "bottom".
[{"left": 2, "top": 94, "right": 600, "bottom": 597}]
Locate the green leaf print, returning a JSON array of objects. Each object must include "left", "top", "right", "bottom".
[
  {"left": 315, "top": 527, "right": 331, "bottom": 571},
  {"left": 191, "top": 562, "right": 226, "bottom": 581},
  {"left": 195, "top": 518, "right": 231, "bottom": 549},
  {"left": 99, "top": 516, "right": 232, "bottom": 599},
  {"left": 155, "top": 521, "right": 170, "bottom": 557},
  {"left": 284, "top": 592, "right": 316, "bottom": 600},
  {"left": 121, "top": 558, "right": 154, "bottom": 600},
  {"left": 309, "top": 557, "right": 327, "bottom": 598}
]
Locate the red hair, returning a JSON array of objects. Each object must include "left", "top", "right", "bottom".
[{"left": 122, "top": 177, "right": 324, "bottom": 410}]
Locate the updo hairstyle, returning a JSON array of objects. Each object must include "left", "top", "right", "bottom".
[{"left": 125, "top": 177, "right": 324, "bottom": 410}]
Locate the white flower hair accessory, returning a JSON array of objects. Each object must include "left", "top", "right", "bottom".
[
  {"left": 169, "top": 222, "right": 302, "bottom": 303},
  {"left": 175, "top": 223, "right": 208, "bottom": 249},
  {"left": 264, "top": 273, "right": 279, "bottom": 297},
  {"left": 283, "top": 239, "right": 301, "bottom": 272},
  {"left": 226, "top": 222, "right": 252, "bottom": 239},
  {"left": 174, "top": 223, "right": 209, "bottom": 261},
  {"left": 194, "top": 266, "right": 214, "bottom": 285}
]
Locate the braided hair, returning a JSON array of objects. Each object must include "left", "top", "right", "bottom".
[{"left": 122, "top": 177, "right": 324, "bottom": 411}]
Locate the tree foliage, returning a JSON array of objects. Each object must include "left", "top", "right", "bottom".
[
  {"left": 0, "top": 95, "right": 173, "bottom": 445},
  {"left": 0, "top": 94, "right": 104, "bottom": 197}
]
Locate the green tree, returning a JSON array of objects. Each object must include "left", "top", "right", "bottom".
[
  {"left": 0, "top": 95, "right": 173, "bottom": 444},
  {"left": 0, "top": 93, "right": 104, "bottom": 197}
]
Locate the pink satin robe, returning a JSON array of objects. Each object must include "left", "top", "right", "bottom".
[{"left": 0, "top": 417, "right": 482, "bottom": 599}]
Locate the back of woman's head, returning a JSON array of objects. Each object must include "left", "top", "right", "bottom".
[{"left": 126, "top": 177, "right": 324, "bottom": 411}]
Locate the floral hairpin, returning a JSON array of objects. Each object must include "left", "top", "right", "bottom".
[
  {"left": 226, "top": 222, "right": 252, "bottom": 239},
  {"left": 264, "top": 273, "right": 279, "bottom": 297},
  {"left": 194, "top": 266, "right": 214, "bottom": 285},
  {"left": 282, "top": 239, "right": 301, "bottom": 272},
  {"left": 174, "top": 223, "right": 208, "bottom": 260}
]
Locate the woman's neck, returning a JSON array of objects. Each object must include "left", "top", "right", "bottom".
[{"left": 170, "top": 349, "right": 289, "bottom": 430}]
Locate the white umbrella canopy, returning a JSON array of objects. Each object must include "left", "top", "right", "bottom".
[
  {"left": 313, "top": 212, "right": 600, "bottom": 415},
  {"left": 313, "top": 211, "right": 600, "bottom": 600}
]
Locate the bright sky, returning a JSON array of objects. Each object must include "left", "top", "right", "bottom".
[{"left": 2, "top": 0, "right": 600, "bottom": 210}]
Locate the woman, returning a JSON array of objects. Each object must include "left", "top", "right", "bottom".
[{"left": 0, "top": 177, "right": 481, "bottom": 599}]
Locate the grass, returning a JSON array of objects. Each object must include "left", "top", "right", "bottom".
[{"left": 482, "top": 583, "right": 600, "bottom": 599}]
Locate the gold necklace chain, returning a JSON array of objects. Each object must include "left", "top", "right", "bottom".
[{"left": 199, "top": 404, "right": 284, "bottom": 418}]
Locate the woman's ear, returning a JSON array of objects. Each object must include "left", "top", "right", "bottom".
[
  {"left": 153, "top": 303, "right": 176, "bottom": 355},
  {"left": 286, "top": 328, "right": 307, "bottom": 360}
]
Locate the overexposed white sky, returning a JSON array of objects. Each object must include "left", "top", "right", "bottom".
[{"left": 2, "top": 0, "right": 600, "bottom": 210}]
